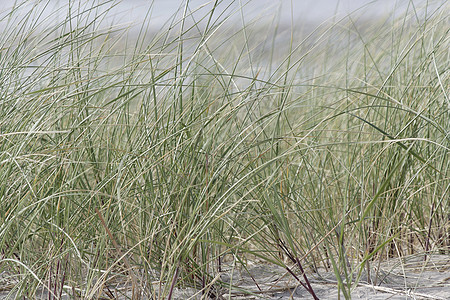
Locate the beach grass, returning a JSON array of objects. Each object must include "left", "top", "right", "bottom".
[{"left": 0, "top": 0, "right": 448, "bottom": 299}]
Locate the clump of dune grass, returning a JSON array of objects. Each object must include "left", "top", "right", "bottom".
[{"left": 0, "top": 0, "right": 448, "bottom": 299}]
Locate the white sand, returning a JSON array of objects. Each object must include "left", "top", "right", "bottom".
[{"left": 1, "top": 254, "right": 448, "bottom": 299}]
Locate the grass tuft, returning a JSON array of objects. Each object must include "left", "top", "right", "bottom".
[{"left": 0, "top": 0, "right": 448, "bottom": 299}]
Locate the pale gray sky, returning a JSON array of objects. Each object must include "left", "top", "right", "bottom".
[
  {"left": 116, "top": 0, "right": 437, "bottom": 25},
  {"left": 0, "top": 0, "right": 443, "bottom": 31}
]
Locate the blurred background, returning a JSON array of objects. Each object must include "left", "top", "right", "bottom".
[{"left": 0, "top": 0, "right": 439, "bottom": 31}]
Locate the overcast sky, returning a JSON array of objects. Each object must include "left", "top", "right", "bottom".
[
  {"left": 0, "top": 0, "right": 443, "bottom": 30},
  {"left": 115, "top": 0, "right": 437, "bottom": 25}
]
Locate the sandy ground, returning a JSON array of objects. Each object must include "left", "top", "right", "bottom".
[
  {"left": 213, "top": 254, "right": 450, "bottom": 300},
  {"left": 1, "top": 254, "right": 448, "bottom": 299}
]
